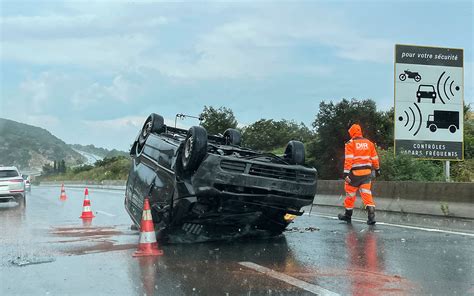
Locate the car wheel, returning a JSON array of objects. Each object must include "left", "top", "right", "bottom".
[
  {"left": 17, "top": 195, "right": 26, "bottom": 208},
  {"left": 429, "top": 124, "right": 437, "bottom": 132},
  {"left": 223, "top": 128, "right": 241, "bottom": 146},
  {"left": 399, "top": 74, "right": 406, "bottom": 81},
  {"left": 182, "top": 126, "right": 208, "bottom": 172},
  {"left": 284, "top": 140, "right": 305, "bottom": 165},
  {"left": 449, "top": 125, "right": 457, "bottom": 133},
  {"left": 138, "top": 113, "right": 165, "bottom": 150}
]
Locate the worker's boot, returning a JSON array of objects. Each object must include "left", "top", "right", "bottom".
[
  {"left": 338, "top": 209, "right": 353, "bottom": 223},
  {"left": 367, "top": 206, "right": 376, "bottom": 225}
]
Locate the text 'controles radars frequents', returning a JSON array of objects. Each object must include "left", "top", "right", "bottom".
[{"left": 394, "top": 44, "right": 464, "bottom": 160}]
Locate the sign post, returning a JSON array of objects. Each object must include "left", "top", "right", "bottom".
[{"left": 394, "top": 44, "right": 464, "bottom": 169}]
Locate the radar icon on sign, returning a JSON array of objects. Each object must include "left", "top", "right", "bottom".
[
  {"left": 398, "top": 103, "right": 423, "bottom": 137},
  {"left": 437, "top": 71, "right": 460, "bottom": 104}
]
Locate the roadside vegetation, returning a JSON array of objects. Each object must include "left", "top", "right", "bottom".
[
  {"left": 40, "top": 100, "right": 473, "bottom": 182},
  {"left": 39, "top": 156, "right": 131, "bottom": 183}
]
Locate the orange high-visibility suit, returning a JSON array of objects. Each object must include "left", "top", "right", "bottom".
[{"left": 343, "top": 124, "right": 379, "bottom": 210}]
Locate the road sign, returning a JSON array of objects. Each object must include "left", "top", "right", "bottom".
[{"left": 394, "top": 44, "right": 464, "bottom": 160}]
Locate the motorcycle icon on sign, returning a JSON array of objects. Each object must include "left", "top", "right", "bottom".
[{"left": 399, "top": 70, "right": 421, "bottom": 82}]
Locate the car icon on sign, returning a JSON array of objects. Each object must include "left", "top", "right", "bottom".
[{"left": 416, "top": 85, "right": 437, "bottom": 103}]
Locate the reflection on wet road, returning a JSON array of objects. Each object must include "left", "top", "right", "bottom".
[{"left": 1, "top": 186, "right": 472, "bottom": 295}]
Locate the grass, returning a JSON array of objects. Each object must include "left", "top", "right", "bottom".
[{"left": 40, "top": 156, "right": 131, "bottom": 182}]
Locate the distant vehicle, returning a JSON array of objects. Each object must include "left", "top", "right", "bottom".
[
  {"left": 0, "top": 166, "right": 26, "bottom": 206},
  {"left": 427, "top": 110, "right": 459, "bottom": 133},
  {"left": 399, "top": 70, "right": 421, "bottom": 82},
  {"left": 22, "top": 174, "right": 31, "bottom": 192},
  {"left": 125, "top": 113, "right": 317, "bottom": 243},
  {"left": 417, "top": 85, "right": 437, "bottom": 103}
]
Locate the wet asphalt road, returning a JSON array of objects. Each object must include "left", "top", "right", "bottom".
[{"left": 1, "top": 186, "right": 473, "bottom": 296}]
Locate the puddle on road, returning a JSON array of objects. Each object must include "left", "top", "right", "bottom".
[
  {"left": 64, "top": 241, "right": 136, "bottom": 256},
  {"left": 51, "top": 226, "right": 123, "bottom": 237},
  {"left": 49, "top": 225, "right": 137, "bottom": 256},
  {"left": 237, "top": 264, "right": 417, "bottom": 295}
]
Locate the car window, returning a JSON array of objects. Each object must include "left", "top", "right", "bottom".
[
  {"left": 0, "top": 170, "right": 19, "bottom": 178},
  {"left": 420, "top": 86, "right": 434, "bottom": 91}
]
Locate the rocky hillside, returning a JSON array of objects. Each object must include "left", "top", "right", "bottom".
[{"left": 0, "top": 118, "right": 86, "bottom": 170}]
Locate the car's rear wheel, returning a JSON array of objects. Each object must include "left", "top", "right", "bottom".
[
  {"left": 182, "top": 126, "right": 208, "bottom": 172},
  {"left": 138, "top": 113, "right": 165, "bottom": 151},
  {"left": 449, "top": 125, "right": 457, "bottom": 133},
  {"left": 223, "top": 128, "right": 241, "bottom": 146},
  {"left": 17, "top": 195, "right": 26, "bottom": 208},
  {"left": 284, "top": 140, "right": 305, "bottom": 165}
]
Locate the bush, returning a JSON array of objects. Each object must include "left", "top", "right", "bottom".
[
  {"left": 451, "top": 159, "right": 474, "bottom": 182},
  {"left": 378, "top": 148, "right": 444, "bottom": 181}
]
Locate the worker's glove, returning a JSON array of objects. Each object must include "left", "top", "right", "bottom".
[
  {"left": 343, "top": 172, "right": 351, "bottom": 183},
  {"left": 375, "top": 169, "right": 381, "bottom": 177}
]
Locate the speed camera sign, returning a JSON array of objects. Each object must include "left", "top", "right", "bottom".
[{"left": 394, "top": 44, "right": 464, "bottom": 160}]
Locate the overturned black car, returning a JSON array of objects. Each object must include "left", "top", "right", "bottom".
[{"left": 125, "top": 113, "right": 317, "bottom": 243}]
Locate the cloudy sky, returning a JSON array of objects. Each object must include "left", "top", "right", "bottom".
[{"left": 1, "top": 0, "right": 472, "bottom": 151}]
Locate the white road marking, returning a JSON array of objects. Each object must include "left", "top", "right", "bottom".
[
  {"left": 96, "top": 210, "right": 116, "bottom": 217},
  {"left": 239, "top": 261, "right": 340, "bottom": 296},
  {"left": 309, "top": 213, "right": 474, "bottom": 237}
]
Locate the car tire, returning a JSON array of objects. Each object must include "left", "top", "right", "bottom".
[
  {"left": 223, "top": 128, "right": 241, "bottom": 146},
  {"left": 138, "top": 113, "right": 165, "bottom": 150},
  {"left": 449, "top": 125, "right": 457, "bottom": 133},
  {"left": 429, "top": 124, "right": 437, "bottom": 132},
  {"left": 284, "top": 140, "right": 305, "bottom": 165},
  {"left": 182, "top": 126, "right": 208, "bottom": 172},
  {"left": 17, "top": 195, "right": 26, "bottom": 208}
]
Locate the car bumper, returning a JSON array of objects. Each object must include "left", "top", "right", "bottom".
[
  {"left": 0, "top": 192, "right": 25, "bottom": 202},
  {"left": 191, "top": 154, "right": 317, "bottom": 211}
]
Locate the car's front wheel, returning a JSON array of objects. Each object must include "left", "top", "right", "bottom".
[
  {"left": 182, "top": 126, "right": 208, "bottom": 172},
  {"left": 223, "top": 128, "right": 241, "bottom": 146},
  {"left": 284, "top": 140, "right": 305, "bottom": 165}
]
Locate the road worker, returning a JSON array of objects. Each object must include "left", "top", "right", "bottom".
[{"left": 338, "top": 124, "right": 380, "bottom": 225}]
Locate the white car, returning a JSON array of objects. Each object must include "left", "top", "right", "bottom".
[{"left": 0, "top": 166, "right": 26, "bottom": 205}]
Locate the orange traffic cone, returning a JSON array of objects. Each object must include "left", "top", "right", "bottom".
[
  {"left": 133, "top": 198, "right": 163, "bottom": 257},
  {"left": 79, "top": 188, "right": 95, "bottom": 219},
  {"left": 59, "top": 184, "right": 67, "bottom": 201}
]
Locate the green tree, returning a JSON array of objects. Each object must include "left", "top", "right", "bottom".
[
  {"left": 199, "top": 106, "right": 238, "bottom": 135},
  {"left": 60, "top": 159, "right": 66, "bottom": 173},
  {"left": 241, "top": 119, "right": 312, "bottom": 151},
  {"left": 451, "top": 103, "right": 473, "bottom": 182},
  {"left": 42, "top": 163, "right": 54, "bottom": 176},
  {"left": 308, "top": 98, "right": 392, "bottom": 179}
]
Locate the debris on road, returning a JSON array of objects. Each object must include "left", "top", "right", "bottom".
[
  {"left": 10, "top": 256, "right": 55, "bottom": 267},
  {"left": 284, "top": 226, "right": 320, "bottom": 233}
]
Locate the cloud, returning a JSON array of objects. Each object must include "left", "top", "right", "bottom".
[{"left": 1, "top": 3, "right": 393, "bottom": 82}]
